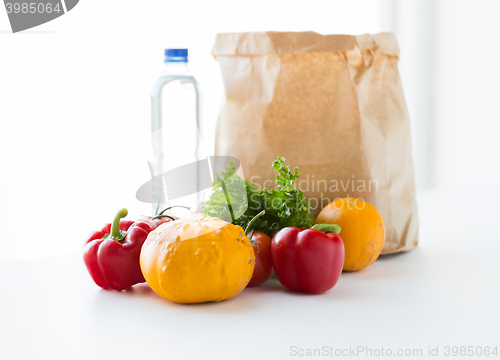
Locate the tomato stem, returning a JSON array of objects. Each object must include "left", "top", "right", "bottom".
[
  {"left": 244, "top": 210, "right": 266, "bottom": 251},
  {"left": 245, "top": 210, "right": 266, "bottom": 235},
  {"left": 157, "top": 205, "right": 190, "bottom": 216},
  {"left": 152, "top": 214, "right": 176, "bottom": 221}
]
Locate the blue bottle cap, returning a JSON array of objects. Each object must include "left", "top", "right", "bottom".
[{"left": 164, "top": 49, "right": 188, "bottom": 63}]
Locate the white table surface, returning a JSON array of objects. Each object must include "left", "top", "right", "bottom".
[{"left": 1, "top": 187, "right": 499, "bottom": 360}]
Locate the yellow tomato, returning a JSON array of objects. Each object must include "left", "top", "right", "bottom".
[{"left": 140, "top": 216, "right": 255, "bottom": 304}]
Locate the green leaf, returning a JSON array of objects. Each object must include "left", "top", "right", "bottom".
[{"left": 202, "top": 157, "right": 311, "bottom": 237}]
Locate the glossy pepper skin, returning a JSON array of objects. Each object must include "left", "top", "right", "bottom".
[
  {"left": 83, "top": 208, "right": 153, "bottom": 291},
  {"left": 271, "top": 224, "right": 344, "bottom": 294}
]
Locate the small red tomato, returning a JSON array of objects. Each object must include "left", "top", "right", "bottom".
[
  {"left": 136, "top": 216, "right": 160, "bottom": 229},
  {"left": 136, "top": 216, "right": 177, "bottom": 229},
  {"left": 247, "top": 230, "right": 274, "bottom": 287}
]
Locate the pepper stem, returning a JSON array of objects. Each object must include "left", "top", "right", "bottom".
[
  {"left": 311, "top": 223, "right": 341, "bottom": 234},
  {"left": 110, "top": 208, "right": 128, "bottom": 241}
]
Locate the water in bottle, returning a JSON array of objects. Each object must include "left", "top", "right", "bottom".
[{"left": 150, "top": 49, "right": 203, "bottom": 215}]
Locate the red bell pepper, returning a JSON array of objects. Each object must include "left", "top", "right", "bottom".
[
  {"left": 83, "top": 208, "right": 153, "bottom": 290},
  {"left": 271, "top": 224, "right": 344, "bottom": 294}
]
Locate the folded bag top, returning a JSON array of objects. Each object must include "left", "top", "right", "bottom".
[{"left": 211, "top": 31, "right": 400, "bottom": 57}]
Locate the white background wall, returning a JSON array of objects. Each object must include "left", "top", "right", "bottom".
[
  {"left": 0, "top": 0, "right": 499, "bottom": 258},
  {"left": 392, "top": 0, "right": 500, "bottom": 190}
]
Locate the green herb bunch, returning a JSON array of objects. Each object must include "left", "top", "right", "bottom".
[{"left": 202, "top": 157, "right": 311, "bottom": 237}]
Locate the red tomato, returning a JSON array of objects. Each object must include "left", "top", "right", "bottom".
[
  {"left": 247, "top": 231, "right": 274, "bottom": 287},
  {"left": 136, "top": 216, "right": 170, "bottom": 229}
]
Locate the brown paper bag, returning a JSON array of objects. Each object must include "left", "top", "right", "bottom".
[{"left": 211, "top": 32, "right": 418, "bottom": 254}]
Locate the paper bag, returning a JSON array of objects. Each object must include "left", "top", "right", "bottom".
[{"left": 211, "top": 32, "right": 418, "bottom": 254}]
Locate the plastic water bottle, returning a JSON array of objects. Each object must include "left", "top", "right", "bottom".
[{"left": 150, "top": 49, "right": 203, "bottom": 214}]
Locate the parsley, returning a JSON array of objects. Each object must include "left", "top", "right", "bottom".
[{"left": 202, "top": 157, "right": 311, "bottom": 236}]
